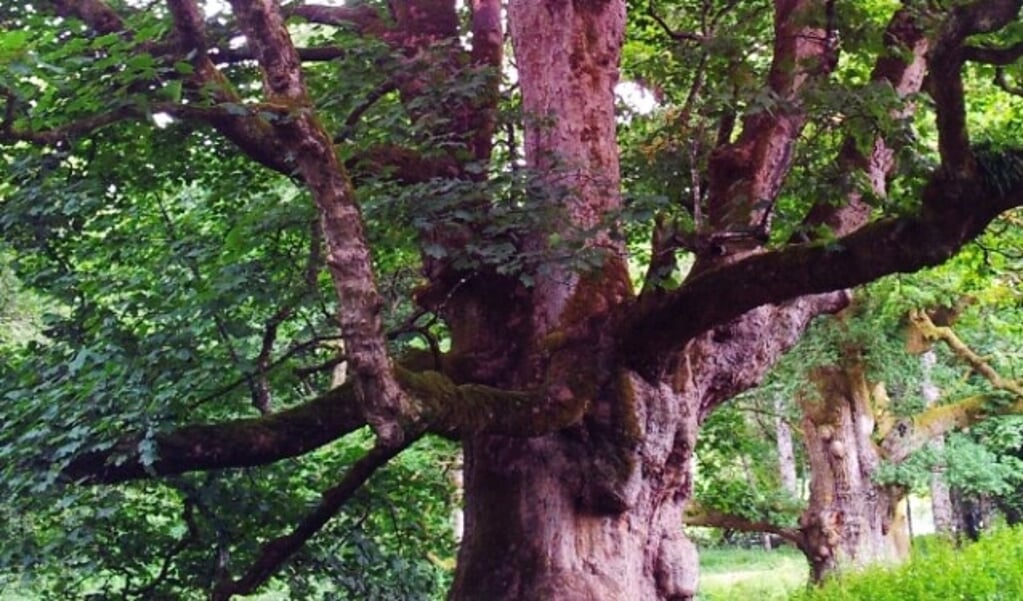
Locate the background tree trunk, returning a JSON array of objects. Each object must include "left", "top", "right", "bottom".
[
  {"left": 921, "top": 351, "right": 955, "bottom": 536},
  {"left": 776, "top": 393, "right": 800, "bottom": 498},
  {"left": 798, "top": 361, "right": 909, "bottom": 582}
]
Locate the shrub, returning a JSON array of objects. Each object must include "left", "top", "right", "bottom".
[{"left": 792, "top": 527, "right": 1023, "bottom": 601}]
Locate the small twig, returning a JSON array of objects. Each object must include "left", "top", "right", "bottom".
[
  {"left": 293, "top": 354, "right": 348, "bottom": 378},
  {"left": 647, "top": 0, "right": 706, "bottom": 43},
  {"left": 334, "top": 79, "right": 400, "bottom": 143},
  {"left": 191, "top": 334, "right": 344, "bottom": 408},
  {"left": 994, "top": 65, "right": 1023, "bottom": 97},
  {"left": 125, "top": 496, "right": 200, "bottom": 598}
]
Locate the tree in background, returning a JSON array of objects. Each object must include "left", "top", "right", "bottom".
[
  {"left": 4, "top": 1, "right": 1023, "bottom": 599},
  {"left": 688, "top": 253, "right": 1023, "bottom": 582}
]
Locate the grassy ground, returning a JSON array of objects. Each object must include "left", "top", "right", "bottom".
[{"left": 697, "top": 545, "right": 808, "bottom": 601}]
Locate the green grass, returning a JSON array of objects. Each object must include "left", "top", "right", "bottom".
[
  {"left": 698, "top": 545, "right": 808, "bottom": 601},
  {"left": 793, "top": 527, "right": 1023, "bottom": 601}
]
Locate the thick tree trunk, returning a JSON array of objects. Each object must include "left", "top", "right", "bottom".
[
  {"left": 452, "top": 377, "right": 700, "bottom": 600},
  {"left": 450, "top": 2, "right": 697, "bottom": 596},
  {"left": 798, "top": 362, "right": 909, "bottom": 582},
  {"left": 451, "top": 1, "right": 846, "bottom": 598}
]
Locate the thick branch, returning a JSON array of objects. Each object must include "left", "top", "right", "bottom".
[
  {"left": 963, "top": 40, "right": 1023, "bottom": 65},
  {"left": 63, "top": 384, "right": 364, "bottom": 485},
  {"left": 46, "top": 0, "right": 125, "bottom": 34},
  {"left": 884, "top": 393, "right": 1023, "bottom": 463},
  {"left": 684, "top": 501, "right": 804, "bottom": 547},
  {"left": 211, "top": 439, "right": 413, "bottom": 601},
  {"left": 288, "top": 4, "right": 389, "bottom": 37},
  {"left": 63, "top": 364, "right": 585, "bottom": 485},
  {"left": 214, "top": 45, "right": 349, "bottom": 63},
  {"left": 621, "top": 175, "right": 1022, "bottom": 374}
]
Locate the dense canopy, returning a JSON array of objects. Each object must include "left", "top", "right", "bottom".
[{"left": 3, "top": 0, "right": 1023, "bottom": 599}]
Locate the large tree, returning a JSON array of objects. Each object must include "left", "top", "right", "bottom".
[{"left": 3, "top": 0, "right": 1023, "bottom": 599}]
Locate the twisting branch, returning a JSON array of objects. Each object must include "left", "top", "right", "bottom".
[
  {"left": 879, "top": 310, "right": 1023, "bottom": 463},
  {"left": 909, "top": 309, "right": 1023, "bottom": 398},
  {"left": 211, "top": 437, "right": 417, "bottom": 601}
]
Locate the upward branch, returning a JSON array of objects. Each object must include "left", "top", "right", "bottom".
[{"left": 227, "top": 0, "right": 411, "bottom": 445}]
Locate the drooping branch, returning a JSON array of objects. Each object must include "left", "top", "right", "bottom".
[{"left": 211, "top": 439, "right": 415, "bottom": 601}]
